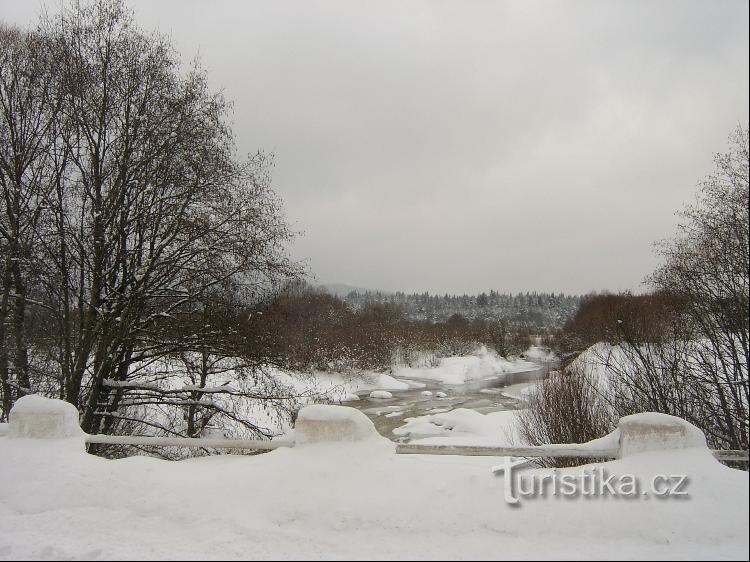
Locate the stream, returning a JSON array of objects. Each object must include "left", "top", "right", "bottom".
[{"left": 348, "top": 359, "right": 558, "bottom": 441}]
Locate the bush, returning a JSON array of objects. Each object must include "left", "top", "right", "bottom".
[{"left": 516, "top": 366, "right": 616, "bottom": 468}]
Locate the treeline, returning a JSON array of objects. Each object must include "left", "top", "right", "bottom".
[
  {"left": 253, "top": 282, "right": 534, "bottom": 372},
  {"left": 556, "top": 291, "right": 685, "bottom": 353},
  {"left": 342, "top": 289, "right": 581, "bottom": 329}
]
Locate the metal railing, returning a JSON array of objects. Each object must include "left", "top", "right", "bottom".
[
  {"left": 85, "top": 434, "right": 292, "bottom": 450},
  {"left": 83, "top": 432, "right": 749, "bottom": 463},
  {"left": 395, "top": 443, "right": 748, "bottom": 462}
]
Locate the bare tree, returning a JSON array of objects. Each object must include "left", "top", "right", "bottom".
[
  {"left": 0, "top": 24, "right": 60, "bottom": 417},
  {"left": 35, "top": 0, "right": 301, "bottom": 437},
  {"left": 0, "top": 1, "right": 301, "bottom": 443},
  {"left": 646, "top": 124, "right": 749, "bottom": 450}
]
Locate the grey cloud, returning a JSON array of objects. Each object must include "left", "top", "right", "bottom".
[{"left": 2, "top": 0, "right": 747, "bottom": 294}]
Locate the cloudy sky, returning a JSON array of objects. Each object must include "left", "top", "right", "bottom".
[{"left": 2, "top": 0, "right": 748, "bottom": 295}]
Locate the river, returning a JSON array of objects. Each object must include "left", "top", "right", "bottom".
[{"left": 348, "top": 359, "right": 557, "bottom": 441}]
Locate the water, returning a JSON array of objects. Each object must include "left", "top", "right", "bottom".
[{"left": 349, "top": 361, "right": 556, "bottom": 441}]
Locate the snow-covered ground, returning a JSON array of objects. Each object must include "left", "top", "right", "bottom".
[
  {"left": 391, "top": 346, "right": 538, "bottom": 385},
  {"left": 522, "top": 345, "right": 558, "bottom": 363},
  {"left": 0, "top": 426, "right": 747, "bottom": 560},
  {"left": 393, "top": 408, "right": 522, "bottom": 447}
]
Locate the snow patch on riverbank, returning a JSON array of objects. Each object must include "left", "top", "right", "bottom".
[
  {"left": 393, "top": 408, "right": 522, "bottom": 447},
  {"left": 523, "top": 345, "right": 558, "bottom": 363},
  {"left": 392, "top": 346, "right": 538, "bottom": 385}
]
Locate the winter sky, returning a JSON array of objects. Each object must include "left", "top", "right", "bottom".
[{"left": 2, "top": 0, "right": 748, "bottom": 295}]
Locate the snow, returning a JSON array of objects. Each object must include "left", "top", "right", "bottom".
[
  {"left": 499, "top": 381, "right": 536, "bottom": 401},
  {"left": 567, "top": 341, "right": 621, "bottom": 383},
  {"left": 618, "top": 412, "right": 709, "bottom": 457},
  {"left": 7, "top": 395, "right": 84, "bottom": 440},
  {"left": 0, "top": 428, "right": 746, "bottom": 559},
  {"left": 294, "top": 405, "right": 380, "bottom": 445},
  {"left": 621, "top": 412, "right": 707, "bottom": 449},
  {"left": 368, "top": 390, "right": 394, "bottom": 399},
  {"left": 393, "top": 408, "right": 522, "bottom": 447},
  {"left": 522, "top": 345, "right": 558, "bottom": 362},
  {"left": 397, "top": 378, "right": 427, "bottom": 390},
  {"left": 392, "top": 346, "right": 538, "bottom": 385},
  {"left": 8, "top": 394, "right": 78, "bottom": 416}
]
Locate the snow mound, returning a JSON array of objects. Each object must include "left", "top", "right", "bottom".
[
  {"left": 372, "top": 373, "right": 410, "bottom": 391},
  {"left": 295, "top": 405, "right": 381, "bottom": 445},
  {"left": 369, "top": 390, "right": 393, "bottom": 399},
  {"left": 522, "top": 345, "right": 558, "bottom": 362},
  {"left": 618, "top": 412, "right": 708, "bottom": 457},
  {"left": 8, "top": 395, "right": 83, "bottom": 439},
  {"left": 392, "top": 346, "right": 538, "bottom": 385},
  {"left": 393, "top": 408, "right": 521, "bottom": 446}
]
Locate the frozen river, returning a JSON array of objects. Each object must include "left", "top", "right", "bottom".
[{"left": 348, "top": 359, "right": 557, "bottom": 440}]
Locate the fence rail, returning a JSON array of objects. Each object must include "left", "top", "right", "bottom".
[
  {"left": 396, "top": 443, "right": 749, "bottom": 462},
  {"left": 5, "top": 399, "right": 749, "bottom": 464},
  {"left": 83, "top": 434, "right": 748, "bottom": 462},
  {"left": 396, "top": 444, "right": 618, "bottom": 458},
  {"left": 85, "top": 434, "right": 292, "bottom": 450}
]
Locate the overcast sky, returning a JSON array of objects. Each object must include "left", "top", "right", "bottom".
[{"left": 2, "top": 0, "right": 748, "bottom": 295}]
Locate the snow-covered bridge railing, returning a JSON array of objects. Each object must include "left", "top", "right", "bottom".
[
  {"left": 397, "top": 413, "right": 749, "bottom": 462},
  {"left": 395, "top": 444, "right": 748, "bottom": 462},
  {"left": 84, "top": 434, "right": 292, "bottom": 450},
  {"left": 2, "top": 396, "right": 748, "bottom": 463}
]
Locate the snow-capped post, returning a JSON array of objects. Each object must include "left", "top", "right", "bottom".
[
  {"left": 294, "top": 405, "right": 381, "bottom": 445},
  {"left": 616, "top": 412, "right": 708, "bottom": 458},
  {"left": 7, "top": 395, "right": 84, "bottom": 440}
]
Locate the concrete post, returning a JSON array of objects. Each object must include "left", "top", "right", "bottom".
[
  {"left": 8, "top": 395, "right": 84, "bottom": 439},
  {"left": 617, "top": 412, "right": 708, "bottom": 458},
  {"left": 294, "top": 404, "right": 380, "bottom": 445}
]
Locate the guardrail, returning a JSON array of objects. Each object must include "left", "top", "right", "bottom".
[
  {"left": 85, "top": 434, "right": 292, "bottom": 450},
  {"left": 395, "top": 443, "right": 749, "bottom": 462},
  {"left": 4, "top": 396, "right": 749, "bottom": 464},
  {"left": 77, "top": 437, "right": 750, "bottom": 462}
]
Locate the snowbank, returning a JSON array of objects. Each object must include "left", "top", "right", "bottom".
[
  {"left": 8, "top": 395, "right": 83, "bottom": 440},
  {"left": 393, "top": 408, "right": 522, "bottom": 447},
  {"left": 522, "top": 345, "right": 558, "bottom": 362},
  {"left": 294, "top": 405, "right": 383, "bottom": 446},
  {"left": 618, "top": 412, "right": 707, "bottom": 457},
  {"left": 0, "top": 425, "right": 746, "bottom": 559},
  {"left": 499, "top": 381, "right": 536, "bottom": 401},
  {"left": 392, "top": 346, "right": 538, "bottom": 385},
  {"left": 568, "top": 341, "right": 622, "bottom": 382}
]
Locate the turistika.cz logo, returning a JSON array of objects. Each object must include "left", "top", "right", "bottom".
[{"left": 492, "top": 461, "right": 690, "bottom": 505}]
